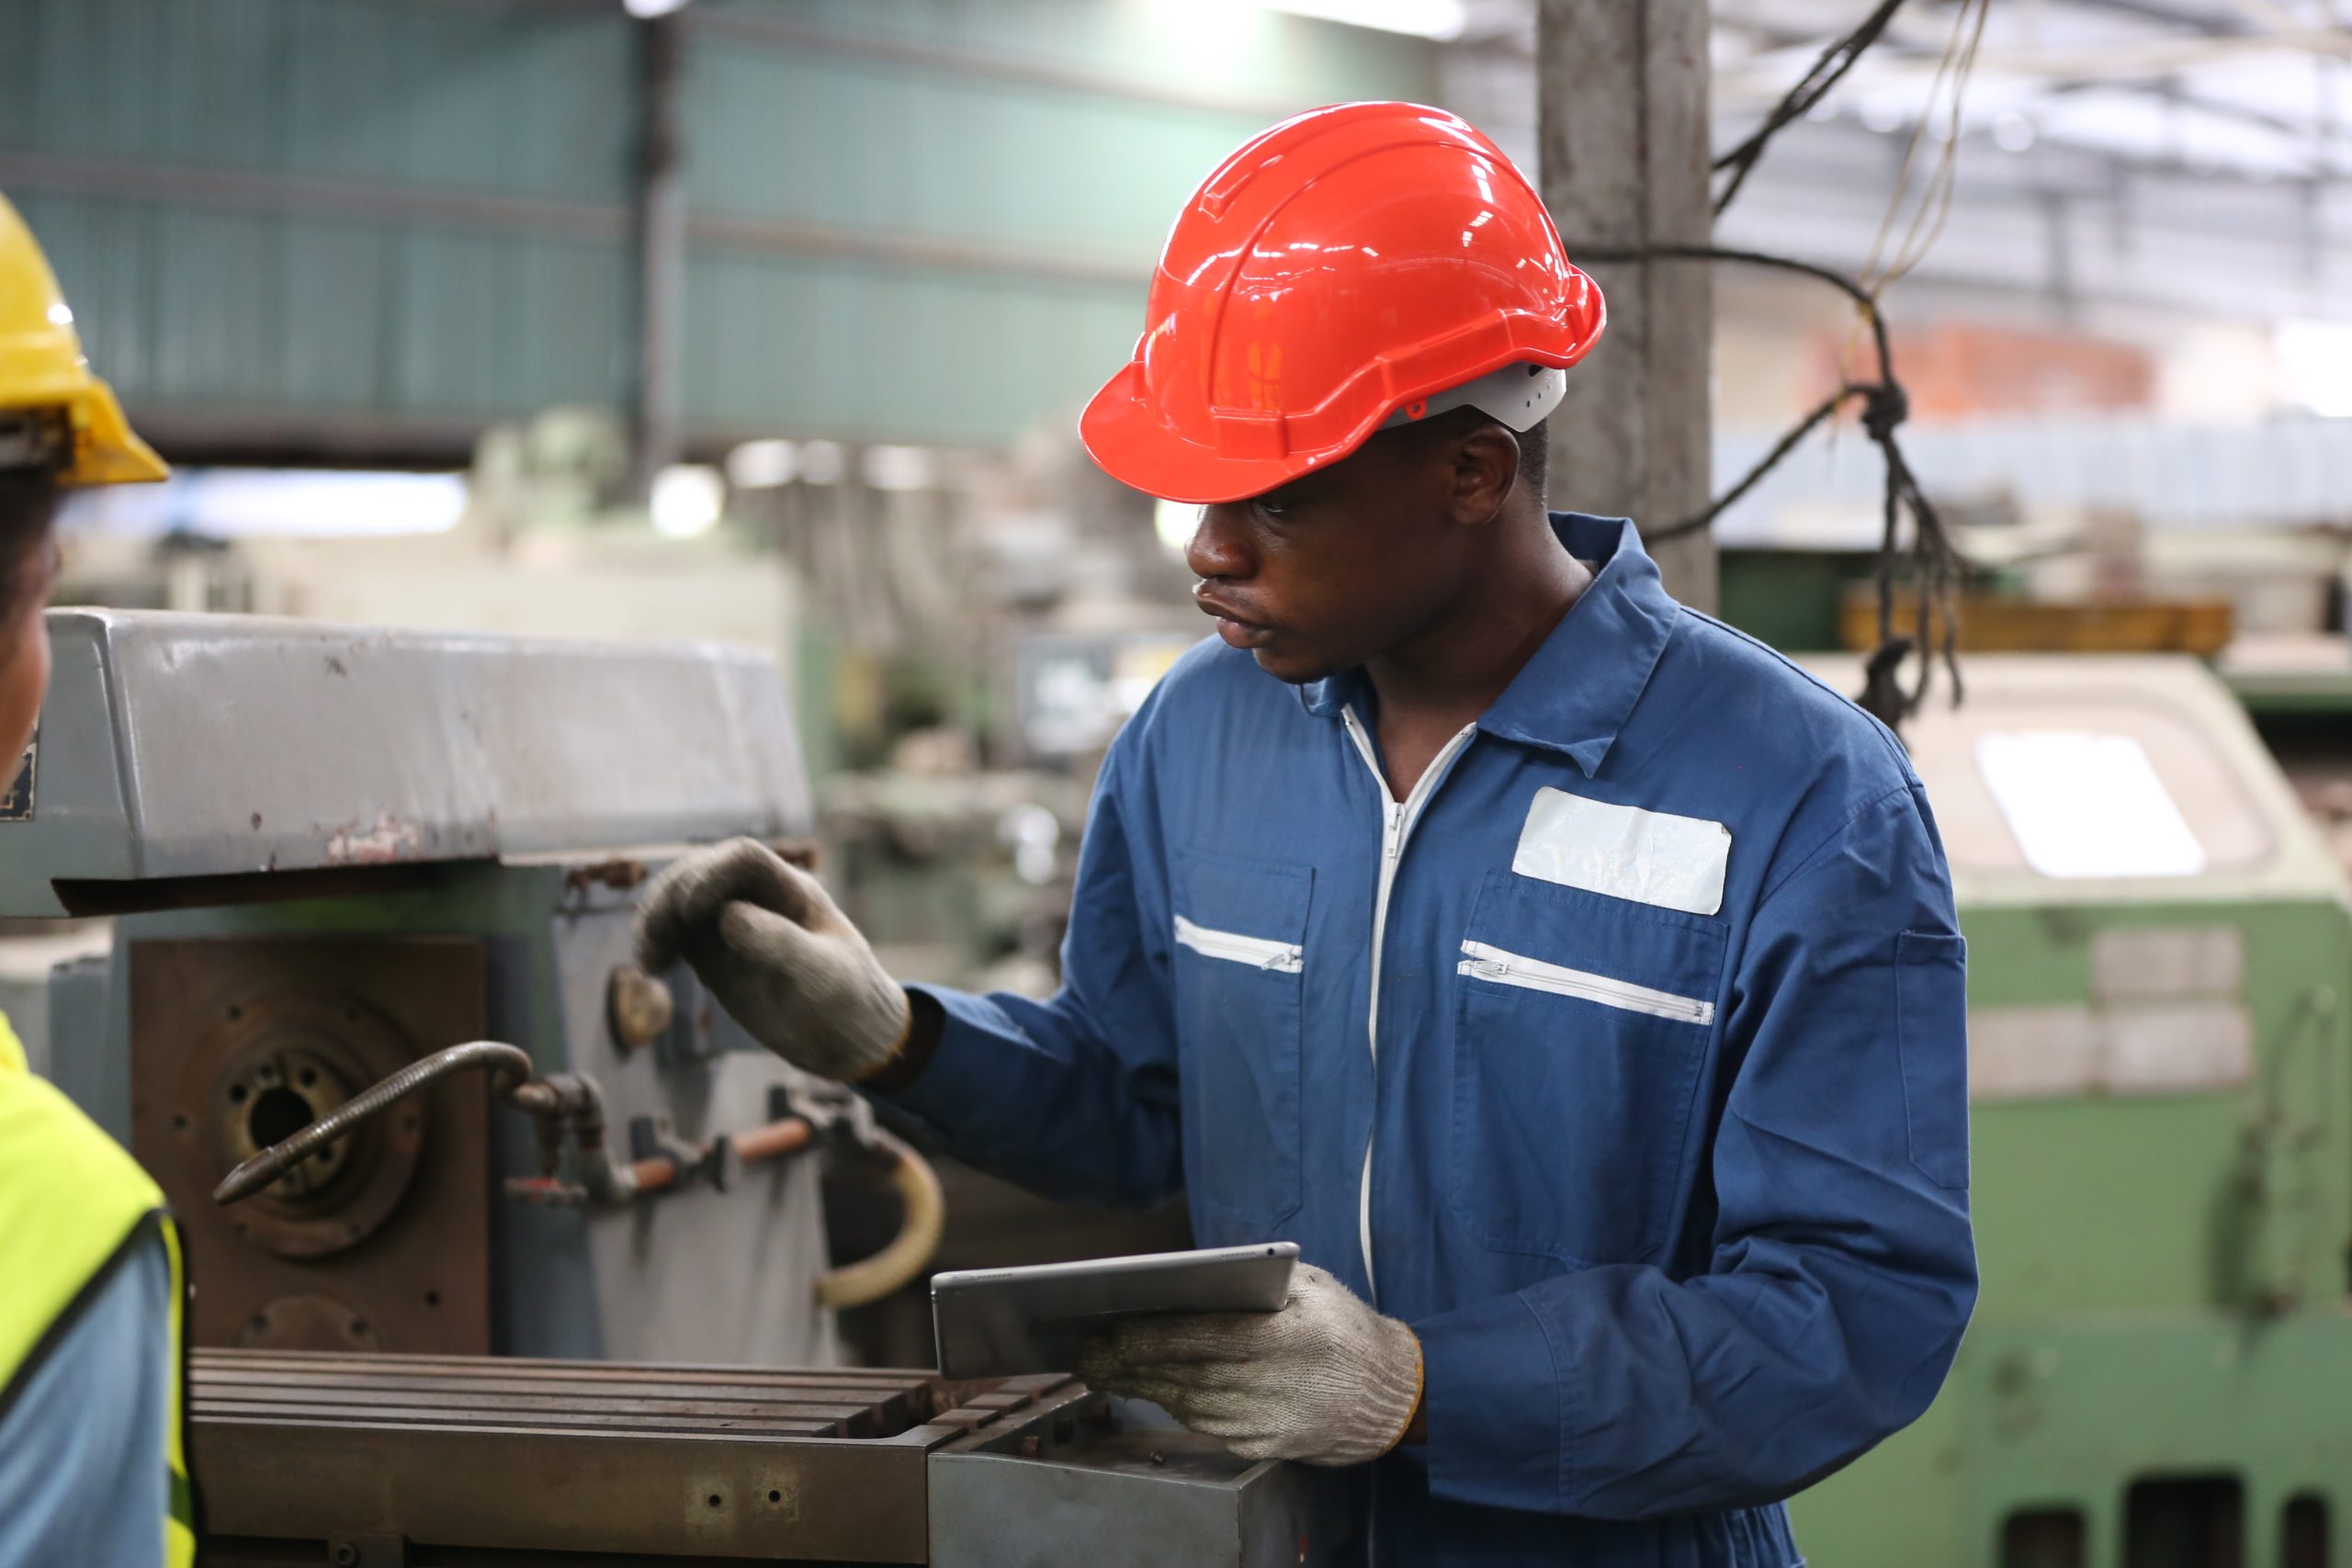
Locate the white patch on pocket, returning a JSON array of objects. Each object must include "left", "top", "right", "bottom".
[{"left": 1511, "top": 788, "right": 1730, "bottom": 916}]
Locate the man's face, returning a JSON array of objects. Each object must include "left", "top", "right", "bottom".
[
  {"left": 1182, "top": 422, "right": 1510, "bottom": 684},
  {"left": 0, "top": 507, "right": 56, "bottom": 768}
]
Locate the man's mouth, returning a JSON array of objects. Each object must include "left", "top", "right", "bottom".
[{"left": 1196, "top": 593, "right": 1274, "bottom": 649}]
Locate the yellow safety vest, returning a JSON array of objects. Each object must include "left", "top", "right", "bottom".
[{"left": 0, "top": 1011, "right": 196, "bottom": 1567}]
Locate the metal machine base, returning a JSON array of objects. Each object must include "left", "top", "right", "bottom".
[{"left": 191, "top": 1350, "right": 1357, "bottom": 1567}]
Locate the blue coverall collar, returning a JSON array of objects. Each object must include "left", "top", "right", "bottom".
[{"left": 1297, "top": 513, "right": 1681, "bottom": 777}]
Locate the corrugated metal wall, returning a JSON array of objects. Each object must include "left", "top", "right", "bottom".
[{"left": 0, "top": 0, "right": 1431, "bottom": 460}]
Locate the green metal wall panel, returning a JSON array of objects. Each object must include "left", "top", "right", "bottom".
[
  {"left": 0, "top": 0, "right": 1436, "bottom": 454},
  {"left": 2, "top": 0, "right": 631, "bottom": 197},
  {"left": 687, "top": 248, "right": 1141, "bottom": 443}
]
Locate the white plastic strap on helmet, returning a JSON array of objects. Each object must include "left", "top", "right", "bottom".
[{"left": 1379, "top": 361, "right": 1567, "bottom": 434}]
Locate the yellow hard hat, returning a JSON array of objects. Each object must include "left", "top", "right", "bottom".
[{"left": 0, "top": 192, "right": 166, "bottom": 486}]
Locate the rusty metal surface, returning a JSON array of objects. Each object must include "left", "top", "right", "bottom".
[
  {"left": 0, "top": 610, "right": 812, "bottom": 919},
  {"left": 132, "top": 938, "right": 491, "bottom": 1354},
  {"left": 191, "top": 1349, "right": 1074, "bottom": 1562}
]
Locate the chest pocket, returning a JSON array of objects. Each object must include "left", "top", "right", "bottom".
[
  {"left": 1171, "top": 849, "right": 1310, "bottom": 1233},
  {"left": 1450, "top": 867, "right": 1727, "bottom": 1267}
]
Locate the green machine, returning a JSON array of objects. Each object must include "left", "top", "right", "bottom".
[{"left": 1788, "top": 655, "right": 2352, "bottom": 1568}]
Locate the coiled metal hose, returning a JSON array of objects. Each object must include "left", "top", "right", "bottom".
[{"left": 212, "top": 1040, "right": 534, "bottom": 1205}]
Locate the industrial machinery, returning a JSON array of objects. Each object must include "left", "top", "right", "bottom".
[
  {"left": 2, "top": 610, "right": 1350, "bottom": 1565},
  {"left": 1787, "top": 655, "right": 2352, "bottom": 1568}
]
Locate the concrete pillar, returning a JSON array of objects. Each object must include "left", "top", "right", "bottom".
[
  {"left": 631, "top": 12, "right": 687, "bottom": 505},
  {"left": 1536, "top": 0, "right": 1717, "bottom": 610}
]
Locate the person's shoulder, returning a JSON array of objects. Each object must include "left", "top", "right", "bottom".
[
  {"left": 1661, "top": 607, "right": 1918, "bottom": 797},
  {"left": 1133, "top": 633, "right": 1294, "bottom": 726},
  {"left": 1106, "top": 634, "right": 1295, "bottom": 767}
]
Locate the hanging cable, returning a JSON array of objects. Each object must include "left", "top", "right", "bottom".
[
  {"left": 1570, "top": 0, "right": 1989, "bottom": 728},
  {"left": 1712, "top": 0, "right": 1911, "bottom": 217},
  {"left": 1860, "top": 0, "right": 1990, "bottom": 297}
]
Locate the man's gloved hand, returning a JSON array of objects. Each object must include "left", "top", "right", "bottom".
[
  {"left": 633, "top": 838, "right": 909, "bottom": 1082},
  {"left": 1078, "top": 1264, "right": 1422, "bottom": 1466}
]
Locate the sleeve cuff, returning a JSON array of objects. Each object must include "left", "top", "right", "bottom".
[
  {"left": 1415, "top": 1288, "right": 1566, "bottom": 1513},
  {"left": 856, "top": 982, "right": 1023, "bottom": 1140}
]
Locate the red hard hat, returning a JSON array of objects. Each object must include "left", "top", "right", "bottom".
[{"left": 1080, "top": 101, "right": 1606, "bottom": 505}]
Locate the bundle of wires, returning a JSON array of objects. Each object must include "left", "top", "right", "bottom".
[{"left": 1573, "top": 0, "right": 1990, "bottom": 730}]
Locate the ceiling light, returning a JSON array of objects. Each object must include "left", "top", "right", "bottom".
[
  {"left": 650, "top": 465, "right": 724, "bottom": 537},
  {"left": 1993, "top": 114, "right": 2036, "bottom": 153},
  {"left": 1257, "top": 0, "right": 1468, "bottom": 40},
  {"left": 623, "top": 0, "right": 689, "bottom": 17},
  {"left": 864, "top": 446, "right": 938, "bottom": 492},
  {"left": 725, "top": 439, "right": 797, "bottom": 489},
  {"left": 2277, "top": 320, "right": 2352, "bottom": 419}
]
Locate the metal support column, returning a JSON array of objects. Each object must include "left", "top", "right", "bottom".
[
  {"left": 631, "top": 11, "right": 687, "bottom": 504},
  {"left": 1536, "top": 0, "right": 1717, "bottom": 610}
]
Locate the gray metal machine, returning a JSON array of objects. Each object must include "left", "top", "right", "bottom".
[{"left": 2, "top": 609, "right": 1350, "bottom": 1566}]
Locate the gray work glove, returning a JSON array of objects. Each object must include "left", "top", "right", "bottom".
[
  {"left": 1078, "top": 1264, "right": 1422, "bottom": 1466},
  {"left": 634, "top": 838, "right": 910, "bottom": 1082}
]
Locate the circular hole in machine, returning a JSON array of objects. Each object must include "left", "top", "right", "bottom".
[
  {"left": 767, "top": 1490, "right": 782, "bottom": 1504},
  {"left": 424, "top": 1290, "right": 440, "bottom": 1307},
  {"left": 298, "top": 1066, "right": 318, "bottom": 1088},
  {"left": 228, "top": 1084, "right": 249, "bottom": 1105},
  {"left": 248, "top": 1085, "right": 315, "bottom": 1150},
  {"left": 707, "top": 1495, "right": 723, "bottom": 1509}
]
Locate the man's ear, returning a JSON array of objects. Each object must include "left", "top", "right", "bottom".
[{"left": 1449, "top": 423, "right": 1521, "bottom": 526}]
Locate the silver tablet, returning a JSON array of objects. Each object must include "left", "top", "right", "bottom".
[{"left": 932, "top": 1242, "right": 1299, "bottom": 1380}]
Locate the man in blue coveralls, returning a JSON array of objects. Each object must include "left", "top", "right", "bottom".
[{"left": 639, "top": 103, "right": 1976, "bottom": 1566}]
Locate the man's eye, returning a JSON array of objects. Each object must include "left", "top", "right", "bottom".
[{"left": 1252, "top": 497, "right": 1296, "bottom": 522}]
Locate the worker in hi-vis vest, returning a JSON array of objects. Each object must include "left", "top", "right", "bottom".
[
  {"left": 636, "top": 104, "right": 1975, "bottom": 1566},
  {"left": 0, "top": 190, "right": 193, "bottom": 1568}
]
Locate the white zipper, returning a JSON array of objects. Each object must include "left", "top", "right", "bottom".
[
  {"left": 1342, "top": 707, "right": 1477, "bottom": 1307},
  {"left": 1458, "top": 940, "right": 1715, "bottom": 1025},
  {"left": 1173, "top": 914, "right": 1305, "bottom": 975}
]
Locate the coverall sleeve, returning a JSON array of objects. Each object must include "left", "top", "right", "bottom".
[
  {"left": 871, "top": 739, "right": 1185, "bottom": 1209},
  {"left": 1413, "top": 782, "right": 1979, "bottom": 1517}
]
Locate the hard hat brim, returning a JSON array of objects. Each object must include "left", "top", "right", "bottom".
[
  {"left": 60, "top": 378, "right": 169, "bottom": 487},
  {"left": 1079, "top": 361, "right": 1377, "bottom": 507}
]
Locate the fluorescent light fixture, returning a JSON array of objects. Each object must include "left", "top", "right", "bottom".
[
  {"left": 623, "top": 0, "right": 689, "bottom": 17},
  {"left": 2277, "top": 320, "right": 2352, "bottom": 418},
  {"left": 56, "top": 468, "right": 465, "bottom": 538},
  {"left": 650, "top": 464, "right": 724, "bottom": 537},
  {"left": 1257, "top": 0, "right": 1467, "bottom": 40},
  {"left": 863, "top": 445, "right": 938, "bottom": 492},
  {"left": 725, "top": 438, "right": 797, "bottom": 489},
  {"left": 1993, "top": 113, "right": 2036, "bottom": 153}
]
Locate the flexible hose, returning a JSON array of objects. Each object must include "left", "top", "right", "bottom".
[
  {"left": 814, "top": 1127, "right": 944, "bottom": 1311},
  {"left": 212, "top": 1040, "right": 535, "bottom": 1205}
]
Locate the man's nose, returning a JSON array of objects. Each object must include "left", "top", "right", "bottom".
[{"left": 1185, "top": 504, "right": 1254, "bottom": 581}]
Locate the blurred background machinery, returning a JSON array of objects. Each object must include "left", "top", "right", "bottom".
[{"left": 1789, "top": 655, "right": 2352, "bottom": 1568}]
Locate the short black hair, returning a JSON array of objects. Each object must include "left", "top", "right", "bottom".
[
  {"left": 1516, "top": 416, "right": 1550, "bottom": 499},
  {"left": 1382, "top": 405, "right": 1548, "bottom": 502},
  {"left": 0, "top": 469, "right": 60, "bottom": 631}
]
